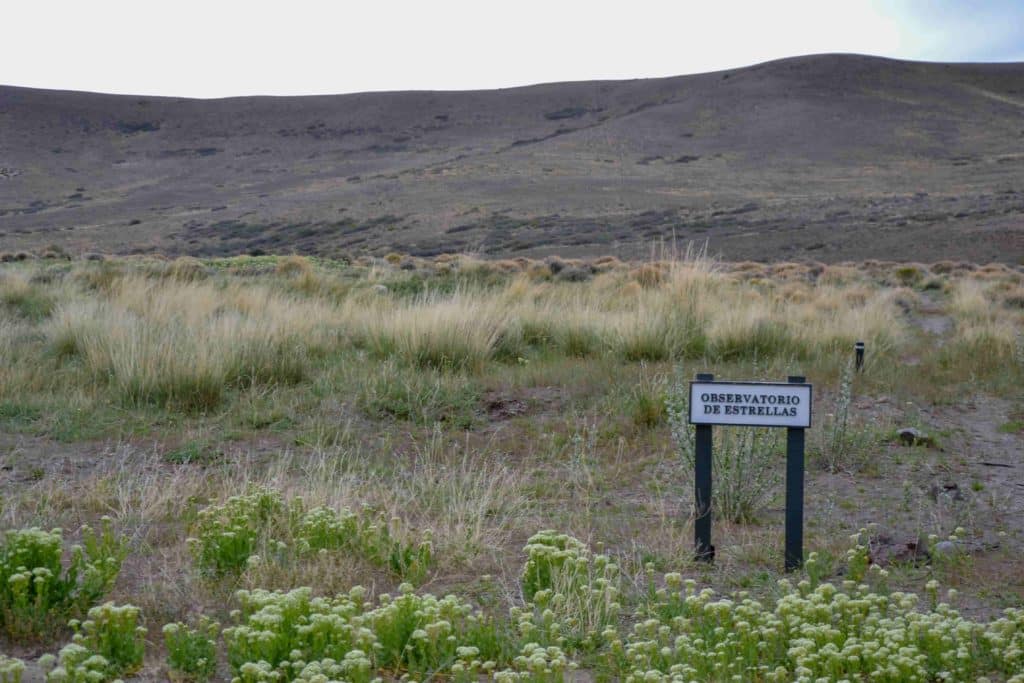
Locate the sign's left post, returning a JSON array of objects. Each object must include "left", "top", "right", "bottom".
[{"left": 694, "top": 373, "right": 714, "bottom": 562}]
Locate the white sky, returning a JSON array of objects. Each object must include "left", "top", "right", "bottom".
[{"left": 6, "top": 0, "right": 1024, "bottom": 98}]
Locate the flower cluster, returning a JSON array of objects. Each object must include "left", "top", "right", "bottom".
[
  {"left": 0, "top": 656, "right": 25, "bottom": 683},
  {"left": 187, "top": 488, "right": 432, "bottom": 582},
  {"left": 518, "top": 531, "right": 621, "bottom": 652},
  {"left": 222, "top": 583, "right": 508, "bottom": 683},
  {"left": 0, "top": 518, "right": 126, "bottom": 639},
  {"left": 619, "top": 576, "right": 1024, "bottom": 682},
  {"left": 164, "top": 616, "right": 220, "bottom": 682},
  {"left": 40, "top": 602, "right": 146, "bottom": 682}
]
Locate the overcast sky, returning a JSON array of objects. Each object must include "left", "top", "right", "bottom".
[{"left": 6, "top": 0, "right": 1024, "bottom": 98}]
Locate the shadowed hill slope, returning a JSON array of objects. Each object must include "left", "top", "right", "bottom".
[{"left": 1, "top": 54, "right": 1022, "bottom": 262}]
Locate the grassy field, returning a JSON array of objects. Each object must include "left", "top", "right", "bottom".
[{"left": 1, "top": 252, "right": 1022, "bottom": 681}]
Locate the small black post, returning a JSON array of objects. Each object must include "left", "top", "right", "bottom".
[
  {"left": 854, "top": 341, "right": 865, "bottom": 372},
  {"left": 694, "top": 372, "right": 715, "bottom": 562},
  {"left": 784, "top": 375, "right": 806, "bottom": 572}
]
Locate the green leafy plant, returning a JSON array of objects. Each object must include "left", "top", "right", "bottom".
[
  {"left": 813, "top": 360, "right": 880, "bottom": 473},
  {"left": 164, "top": 617, "right": 220, "bottom": 682},
  {"left": 186, "top": 487, "right": 288, "bottom": 578},
  {"left": 224, "top": 583, "right": 512, "bottom": 682},
  {"left": 0, "top": 656, "right": 25, "bottom": 683},
  {"left": 69, "top": 602, "right": 147, "bottom": 676},
  {"left": 41, "top": 603, "right": 146, "bottom": 681},
  {"left": 520, "top": 531, "right": 589, "bottom": 601},
  {"left": 666, "top": 372, "right": 783, "bottom": 523},
  {"left": 189, "top": 489, "right": 433, "bottom": 583},
  {"left": 518, "top": 531, "right": 620, "bottom": 651},
  {"left": 0, "top": 518, "right": 127, "bottom": 639},
  {"left": 494, "top": 643, "right": 572, "bottom": 682}
]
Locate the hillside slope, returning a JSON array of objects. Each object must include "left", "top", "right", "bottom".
[{"left": 1, "top": 54, "right": 1022, "bottom": 261}]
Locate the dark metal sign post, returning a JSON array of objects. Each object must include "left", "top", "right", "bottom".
[
  {"left": 783, "top": 376, "right": 806, "bottom": 572},
  {"left": 688, "top": 374, "right": 812, "bottom": 572},
  {"left": 694, "top": 373, "right": 715, "bottom": 562}
]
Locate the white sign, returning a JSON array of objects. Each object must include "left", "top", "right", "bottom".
[{"left": 689, "top": 381, "right": 812, "bottom": 428}]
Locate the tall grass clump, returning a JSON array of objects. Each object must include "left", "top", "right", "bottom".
[
  {"left": 45, "top": 277, "right": 333, "bottom": 411},
  {"left": 0, "top": 270, "right": 55, "bottom": 321},
  {"left": 941, "top": 278, "right": 1022, "bottom": 375},
  {"left": 348, "top": 290, "right": 508, "bottom": 371},
  {"left": 355, "top": 360, "right": 479, "bottom": 427}
]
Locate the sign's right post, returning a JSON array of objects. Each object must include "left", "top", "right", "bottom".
[{"left": 784, "top": 375, "right": 807, "bottom": 572}]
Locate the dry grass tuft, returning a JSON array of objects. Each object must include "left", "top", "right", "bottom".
[
  {"left": 164, "top": 257, "right": 208, "bottom": 282},
  {"left": 275, "top": 254, "right": 313, "bottom": 277},
  {"left": 630, "top": 263, "right": 665, "bottom": 289}
]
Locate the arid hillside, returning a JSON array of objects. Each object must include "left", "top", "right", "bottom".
[{"left": 1, "top": 54, "right": 1022, "bottom": 261}]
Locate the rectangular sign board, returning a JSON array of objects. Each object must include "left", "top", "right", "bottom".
[{"left": 689, "top": 380, "right": 812, "bottom": 428}]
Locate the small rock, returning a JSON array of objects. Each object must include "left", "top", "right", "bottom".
[
  {"left": 897, "top": 427, "right": 937, "bottom": 448},
  {"left": 371, "top": 284, "right": 389, "bottom": 294},
  {"left": 932, "top": 540, "right": 960, "bottom": 557},
  {"left": 928, "top": 482, "right": 965, "bottom": 502}
]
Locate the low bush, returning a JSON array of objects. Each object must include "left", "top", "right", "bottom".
[
  {"left": 274, "top": 255, "right": 313, "bottom": 278},
  {"left": 188, "top": 487, "right": 288, "bottom": 578},
  {"left": 619, "top": 572, "right": 1024, "bottom": 682},
  {"left": 164, "top": 257, "right": 209, "bottom": 282},
  {"left": 41, "top": 603, "right": 146, "bottom": 681},
  {"left": 0, "top": 656, "right": 25, "bottom": 683},
  {"left": 1, "top": 284, "right": 54, "bottom": 321},
  {"left": 519, "top": 531, "right": 621, "bottom": 651},
  {"left": 11, "top": 529, "right": 1010, "bottom": 683},
  {"left": 69, "top": 602, "right": 147, "bottom": 675},
  {"left": 224, "top": 584, "right": 509, "bottom": 682},
  {"left": 666, "top": 374, "right": 783, "bottom": 523},
  {"left": 164, "top": 617, "right": 220, "bottom": 682},
  {"left": 188, "top": 487, "right": 434, "bottom": 583},
  {"left": 0, "top": 519, "right": 127, "bottom": 640},
  {"left": 812, "top": 361, "right": 882, "bottom": 473}
]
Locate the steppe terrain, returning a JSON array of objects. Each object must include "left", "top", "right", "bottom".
[
  {"left": 2, "top": 53, "right": 1024, "bottom": 682},
  {"left": 2, "top": 54, "right": 1023, "bottom": 262},
  {"left": 0, "top": 253, "right": 1022, "bottom": 681}
]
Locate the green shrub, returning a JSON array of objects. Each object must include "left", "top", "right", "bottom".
[
  {"left": 0, "top": 656, "right": 25, "bottom": 683},
  {"left": 666, "top": 374, "right": 783, "bottom": 523},
  {"left": 295, "top": 506, "right": 433, "bottom": 583},
  {"left": 494, "top": 643, "right": 571, "bottom": 682},
  {"left": 812, "top": 361, "right": 881, "bottom": 473},
  {"left": 520, "top": 531, "right": 589, "bottom": 601},
  {"left": 0, "top": 519, "right": 127, "bottom": 639},
  {"left": 189, "top": 489, "right": 433, "bottom": 583},
  {"left": 163, "top": 617, "right": 220, "bottom": 682},
  {"left": 187, "top": 488, "right": 288, "bottom": 578},
  {"left": 894, "top": 264, "right": 923, "bottom": 285},
  {"left": 69, "top": 602, "right": 147, "bottom": 676},
  {"left": 40, "top": 644, "right": 109, "bottom": 683},
  {"left": 518, "top": 532, "right": 621, "bottom": 651},
  {"left": 621, "top": 572, "right": 1024, "bottom": 682},
  {"left": 224, "top": 584, "right": 509, "bottom": 682}
]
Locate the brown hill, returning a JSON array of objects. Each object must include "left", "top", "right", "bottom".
[{"left": 1, "top": 54, "right": 1022, "bottom": 262}]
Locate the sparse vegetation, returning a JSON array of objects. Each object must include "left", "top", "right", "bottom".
[{"left": 1, "top": 253, "right": 1022, "bottom": 679}]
